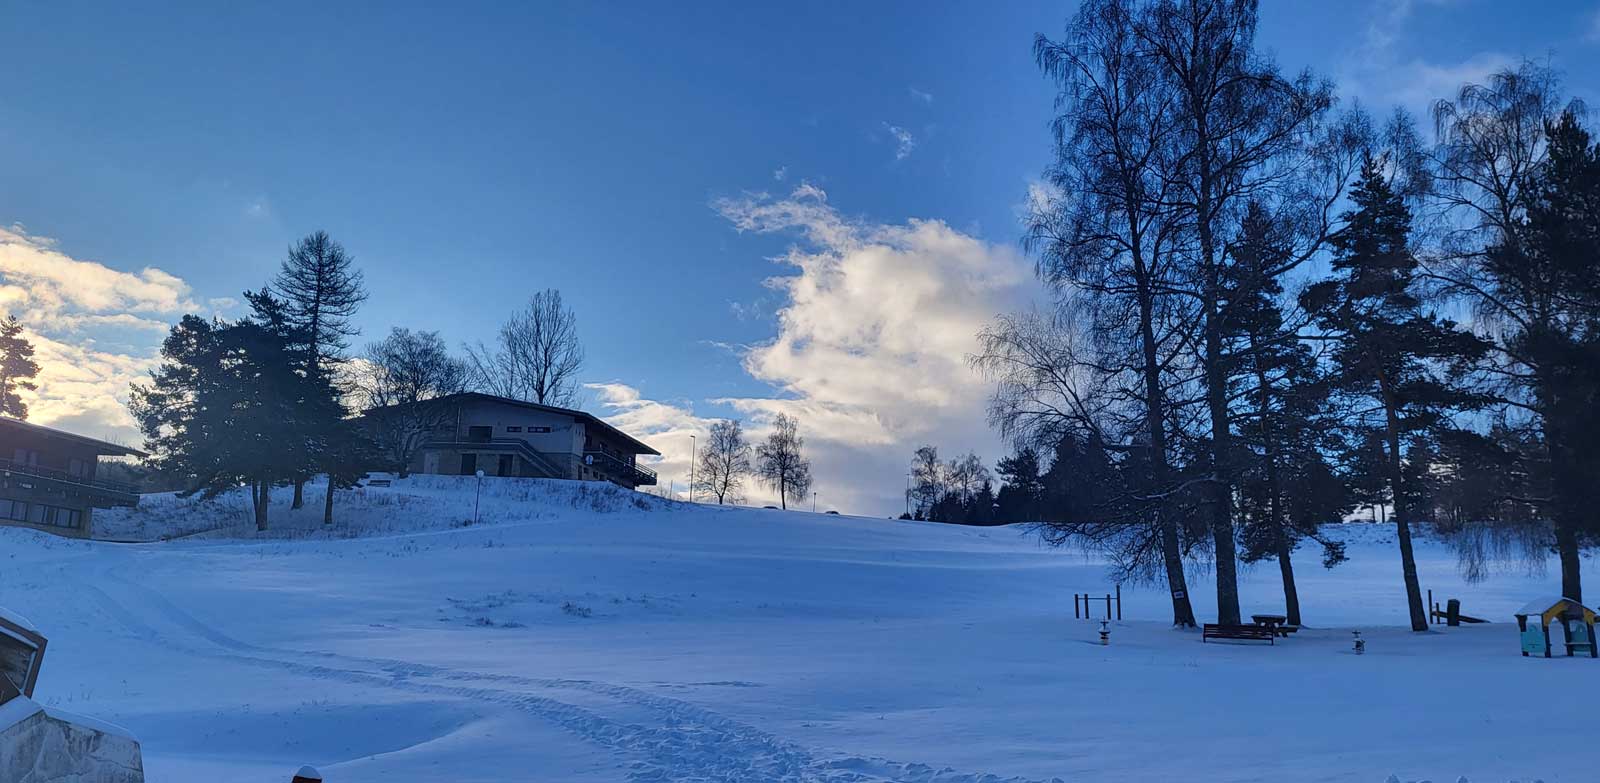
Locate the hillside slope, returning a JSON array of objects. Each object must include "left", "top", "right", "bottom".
[{"left": 4, "top": 475, "right": 1593, "bottom": 782}]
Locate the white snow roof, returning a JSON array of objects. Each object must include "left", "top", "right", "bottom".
[
  {"left": 0, "top": 607, "right": 39, "bottom": 633},
  {"left": 0, "top": 696, "right": 41, "bottom": 733},
  {"left": 1515, "top": 596, "right": 1586, "bottom": 616}
]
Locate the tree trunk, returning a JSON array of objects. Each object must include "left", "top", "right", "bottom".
[
  {"left": 292, "top": 479, "right": 305, "bottom": 509},
  {"left": 1557, "top": 521, "right": 1583, "bottom": 602},
  {"left": 1204, "top": 304, "right": 1240, "bottom": 625},
  {"left": 1135, "top": 262, "right": 1196, "bottom": 628},
  {"left": 1380, "top": 376, "right": 1428, "bottom": 631},
  {"left": 323, "top": 476, "right": 336, "bottom": 526},
  {"left": 1276, "top": 535, "right": 1301, "bottom": 627},
  {"left": 255, "top": 481, "right": 270, "bottom": 532},
  {"left": 1542, "top": 394, "right": 1584, "bottom": 603},
  {"left": 1252, "top": 339, "right": 1299, "bottom": 627},
  {"left": 1196, "top": 162, "right": 1241, "bottom": 627}
]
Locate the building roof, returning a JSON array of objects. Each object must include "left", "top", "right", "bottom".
[
  {"left": 420, "top": 392, "right": 660, "bottom": 456},
  {"left": 0, "top": 417, "right": 145, "bottom": 458}
]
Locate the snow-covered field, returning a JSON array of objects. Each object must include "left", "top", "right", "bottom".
[{"left": 4, "top": 475, "right": 1591, "bottom": 782}]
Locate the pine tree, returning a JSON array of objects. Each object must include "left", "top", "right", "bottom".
[
  {"left": 0, "top": 315, "right": 40, "bottom": 419},
  {"left": 129, "top": 301, "right": 318, "bottom": 531},
  {"left": 1303, "top": 156, "right": 1488, "bottom": 631},
  {"left": 1226, "top": 204, "right": 1351, "bottom": 626},
  {"left": 274, "top": 231, "right": 367, "bottom": 371},
  {"left": 273, "top": 231, "right": 367, "bottom": 509},
  {"left": 995, "top": 447, "right": 1043, "bottom": 522}
]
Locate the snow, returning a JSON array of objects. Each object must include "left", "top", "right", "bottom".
[
  {"left": 0, "top": 473, "right": 1589, "bottom": 782},
  {"left": 0, "top": 697, "right": 42, "bottom": 733},
  {"left": 1514, "top": 596, "right": 1583, "bottom": 617}
]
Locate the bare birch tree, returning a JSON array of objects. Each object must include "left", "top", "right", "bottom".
[
  {"left": 695, "top": 419, "right": 752, "bottom": 504},
  {"left": 465, "top": 289, "right": 585, "bottom": 407},
  {"left": 756, "top": 413, "right": 812, "bottom": 510}
]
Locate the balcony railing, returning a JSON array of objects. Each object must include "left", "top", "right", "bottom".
[
  {"left": 583, "top": 451, "right": 657, "bottom": 486},
  {"left": 0, "top": 459, "right": 140, "bottom": 505},
  {"left": 422, "top": 439, "right": 659, "bottom": 487}
]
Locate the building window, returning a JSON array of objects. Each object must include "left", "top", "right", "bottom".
[
  {"left": 505, "top": 426, "right": 522, "bottom": 433},
  {"left": 67, "top": 458, "right": 86, "bottom": 477},
  {"left": 530, "top": 426, "right": 552, "bottom": 433}
]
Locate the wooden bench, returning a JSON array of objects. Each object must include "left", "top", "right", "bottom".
[{"left": 1202, "top": 623, "right": 1275, "bottom": 644}]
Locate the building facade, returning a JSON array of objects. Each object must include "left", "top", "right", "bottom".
[
  {"left": 0, "top": 418, "right": 142, "bottom": 538},
  {"left": 385, "top": 393, "right": 659, "bottom": 489}
]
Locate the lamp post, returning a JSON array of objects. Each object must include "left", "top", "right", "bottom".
[{"left": 473, "top": 469, "right": 485, "bottom": 525}]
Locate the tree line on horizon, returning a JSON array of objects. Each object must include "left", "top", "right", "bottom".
[{"left": 947, "top": 0, "right": 1600, "bottom": 632}]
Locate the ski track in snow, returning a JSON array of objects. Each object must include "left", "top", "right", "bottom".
[{"left": 87, "top": 554, "right": 1058, "bottom": 783}]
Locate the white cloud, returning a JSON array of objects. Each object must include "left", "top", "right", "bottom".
[
  {"left": 589, "top": 186, "right": 1035, "bottom": 513},
  {"left": 0, "top": 226, "right": 195, "bottom": 322},
  {"left": 696, "top": 184, "right": 1034, "bottom": 513},
  {"left": 909, "top": 87, "right": 934, "bottom": 105},
  {"left": 881, "top": 123, "right": 916, "bottom": 161},
  {"left": 1337, "top": 0, "right": 1513, "bottom": 116},
  {"left": 0, "top": 226, "right": 196, "bottom": 442},
  {"left": 586, "top": 382, "right": 728, "bottom": 502},
  {"left": 772, "top": 166, "right": 788, "bottom": 182}
]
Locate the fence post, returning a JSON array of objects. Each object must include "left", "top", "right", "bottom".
[
  {"left": 1073, "top": 594, "right": 1080, "bottom": 619},
  {"left": 1427, "top": 589, "right": 1434, "bottom": 624},
  {"left": 1447, "top": 598, "right": 1461, "bottom": 627},
  {"left": 1115, "top": 584, "right": 1122, "bottom": 621},
  {"left": 1105, "top": 593, "right": 1112, "bottom": 620}
]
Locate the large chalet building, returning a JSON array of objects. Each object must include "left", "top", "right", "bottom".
[
  {"left": 373, "top": 392, "right": 660, "bottom": 489},
  {"left": 0, "top": 417, "right": 142, "bottom": 538}
]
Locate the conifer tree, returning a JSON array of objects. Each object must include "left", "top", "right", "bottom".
[
  {"left": 129, "top": 296, "right": 318, "bottom": 531},
  {"left": 273, "top": 231, "right": 366, "bottom": 508},
  {"left": 0, "top": 315, "right": 40, "bottom": 420},
  {"left": 1303, "top": 156, "right": 1488, "bottom": 631}
]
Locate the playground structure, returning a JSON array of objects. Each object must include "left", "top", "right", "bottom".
[
  {"left": 1515, "top": 597, "right": 1597, "bottom": 658},
  {"left": 1073, "top": 586, "right": 1121, "bottom": 620}
]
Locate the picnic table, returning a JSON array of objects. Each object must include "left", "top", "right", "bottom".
[{"left": 1250, "top": 614, "right": 1293, "bottom": 637}]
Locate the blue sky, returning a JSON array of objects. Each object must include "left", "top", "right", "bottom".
[{"left": 2, "top": 1, "right": 1597, "bottom": 513}]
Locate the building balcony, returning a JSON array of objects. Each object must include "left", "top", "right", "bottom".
[
  {"left": 0, "top": 459, "right": 140, "bottom": 507},
  {"left": 583, "top": 451, "right": 657, "bottom": 486}
]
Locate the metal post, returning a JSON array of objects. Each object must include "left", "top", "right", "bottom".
[
  {"left": 1116, "top": 584, "right": 1122, "bottom": 620},
  {"left": 813, "top": 491, "right": 817, "bottom": 513},
  {"left": 1428, "top": 589, "right": 1434, "bottom": 624},
  {"left": 473, "top": 469, "right": 484, "bottom": 524},
  {"left": 1105, "top": 594, "right": 1112, "bottom": 620},
  {"left": 1073, "top": 594, "right": 1080, "bottom": 619}
]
